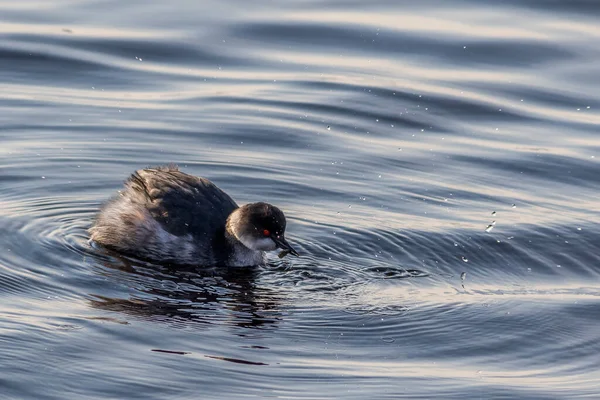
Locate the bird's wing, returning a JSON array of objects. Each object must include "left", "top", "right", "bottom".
[{"left": 125, "top": 165, "right": 238, "bottom": 238}]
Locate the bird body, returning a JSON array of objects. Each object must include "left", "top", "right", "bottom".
[{"left": 89, "top": 165, "right": 297, "bottom": 266}]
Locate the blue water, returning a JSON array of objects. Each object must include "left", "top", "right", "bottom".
[{"left": 1, "top": 1, "right": 599, "bottom": 398}]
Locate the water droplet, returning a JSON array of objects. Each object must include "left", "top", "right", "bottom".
[
  {"left": 348, "top": 205, "right": 352, "bottom": 208},
  {"left": 41, "top": 176, "right": 46, "bottom": 179},
  {"left": 460, "top": 272, "right": 467, "bottom": 281},
  {"left": 511, "top": 204, "right": 516, "bottom": 208},
  {"left": 491, "top": 211, "right": 496, "bottom": 216},
  {"left": 485, "top": 224, "right": 494, "bottom": 233},
  {"left": 461, "top": 256, "right": 468, "bottom": 262},
  {"left": 327, "top": 125, "right": 331, "bottom": 130},
  {"left": 577, "top": 227, "right": 582, "bottom": 231},
  {"left": 556, "top": 264, "right": 561, "bottom": 268},
  {"left": 454, "top": 242, "right": 458, "bottom": 246}
]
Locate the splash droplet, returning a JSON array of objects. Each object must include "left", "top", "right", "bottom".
[{"left": 461, "top": 256, "right": 468, "bottom": 262}]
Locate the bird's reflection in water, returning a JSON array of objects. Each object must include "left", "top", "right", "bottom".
[{"left": 89, "top": 250, "right": 282, "bottom": 331}]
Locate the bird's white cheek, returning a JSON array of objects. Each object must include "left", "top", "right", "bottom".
[
  {"left": 253, "top": 237, "right": 277, "bottom": 251},
  {"left": 239, "top": 235, "right": 275, "bottom": 251}
]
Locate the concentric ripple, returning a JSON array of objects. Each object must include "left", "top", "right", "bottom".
[{"left": 1, "top": 0, "right": 600, "bottom": 399}]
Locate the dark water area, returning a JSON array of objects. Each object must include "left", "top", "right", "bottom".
[{"left": 1, "top": 0, "right": 600, "bottom": 398}]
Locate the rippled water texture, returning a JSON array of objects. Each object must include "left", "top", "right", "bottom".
[{"left": 1, "top": 0, "right": 599, "bottom": 398}]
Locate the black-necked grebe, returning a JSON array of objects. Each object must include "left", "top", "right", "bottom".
[{"left": 89, "top": 165, "right": 298, "bottom": 266}]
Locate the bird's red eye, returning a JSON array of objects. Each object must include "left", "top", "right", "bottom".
[{"left": 263, "top": 229, "right": 270, "bottom": 237}]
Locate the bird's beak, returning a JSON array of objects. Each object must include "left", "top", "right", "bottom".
[{"left": 272, "top": 235, "right": 299, "bottom": 257}]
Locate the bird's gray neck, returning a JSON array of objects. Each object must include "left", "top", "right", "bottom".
[
  {"left": 224, "top": 213, "right": 265, "bottom": 266},
  {"left": 224, "top": 231, "right": 265, "bottom": 267}
]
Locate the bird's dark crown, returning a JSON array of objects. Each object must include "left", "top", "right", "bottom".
[{"left": 237, "top": 202, "right": 286, "bottom": 235}]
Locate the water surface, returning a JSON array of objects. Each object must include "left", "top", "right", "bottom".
[{"left": 1, "top": 0, "right": 599, "bottom": 398}]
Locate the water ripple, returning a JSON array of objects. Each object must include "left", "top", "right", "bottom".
[{"left": 1, "top": 0, "right": 600, "bottom": 398}]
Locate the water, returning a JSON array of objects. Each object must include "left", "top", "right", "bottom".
[{"left": 1, "top": 1, "right": 599, "bottom": 398}]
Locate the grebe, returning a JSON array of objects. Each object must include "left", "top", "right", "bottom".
[{"left": 89, "top": 165, "right": 298, "bottom": 266}]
